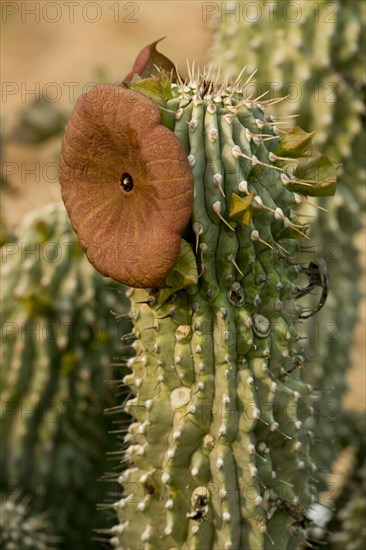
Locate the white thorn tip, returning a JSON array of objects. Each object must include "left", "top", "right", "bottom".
[{"left": 213, "top": 201, "right": 235, "bottom": 232}]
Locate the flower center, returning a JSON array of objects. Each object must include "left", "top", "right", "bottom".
[{"left": 120, "top": 172, "right": 134, "bottom": 192}]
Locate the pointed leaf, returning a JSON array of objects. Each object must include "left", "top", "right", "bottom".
[
  {"left": 229, "top": 192, "right": 255, "bottom": 225},
  {"left": 123, "top": 77, "right": 167, "bottom": 107},
  {"left": 123, "top": 37, "right": 177, "bottom": 83},
  {"left": 164, "top": 239, "right": 198, "bottom": 290},
  {"left": 275, "top": 127, "right": 315, "bottom": 158},
  {"left": 289, "top": 155, "right": 339, "bottom": 196}
]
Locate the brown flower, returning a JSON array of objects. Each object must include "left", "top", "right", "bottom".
[{"left": 60, "top": 84, "right": 193, "bottom": 288}]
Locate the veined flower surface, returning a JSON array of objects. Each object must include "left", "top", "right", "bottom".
[{"left": 60, "top": 84, "right": 194, "bottom": 288}]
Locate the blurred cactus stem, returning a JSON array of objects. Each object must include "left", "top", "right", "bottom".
[{"left": 0, "top": 203, "right": 131, "bottom": 548}]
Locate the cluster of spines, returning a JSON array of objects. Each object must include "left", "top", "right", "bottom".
[
  {"left": 0, "top": 493, "right": 59, "bottom": 550},
  {"left": 111, "top": 73, "right": 325, "bottom": 549}
]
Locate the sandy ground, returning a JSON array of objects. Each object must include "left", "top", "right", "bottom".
[{"left": 1, "top": 0, "right": 365, "bottom": 412}]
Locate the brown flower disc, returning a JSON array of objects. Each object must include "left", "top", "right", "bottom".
[{"left": 60, "top": 84, "right": 193, "bottom": 288}]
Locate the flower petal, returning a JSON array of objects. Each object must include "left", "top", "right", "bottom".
[{"left": 60, "top": 84, "right": 193, "bottom": 288}]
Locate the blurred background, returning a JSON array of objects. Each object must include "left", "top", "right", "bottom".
[
  {"left": 1, "top": 0, "right": 211, "bottom": 221},
  {"left": 1, "top": 1, "right": 365, "bottom": 549},
  {"left": 1, "top": 0, "right": 364, "bottom": 407}
]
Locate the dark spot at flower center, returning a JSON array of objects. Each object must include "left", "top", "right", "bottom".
[{"left": 120, "top": 172, "right": 134, "bottom": 192}]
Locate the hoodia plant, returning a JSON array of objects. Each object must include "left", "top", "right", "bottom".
[{"left": 60, "top": 40, "right": 338, "bottom": 549}]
